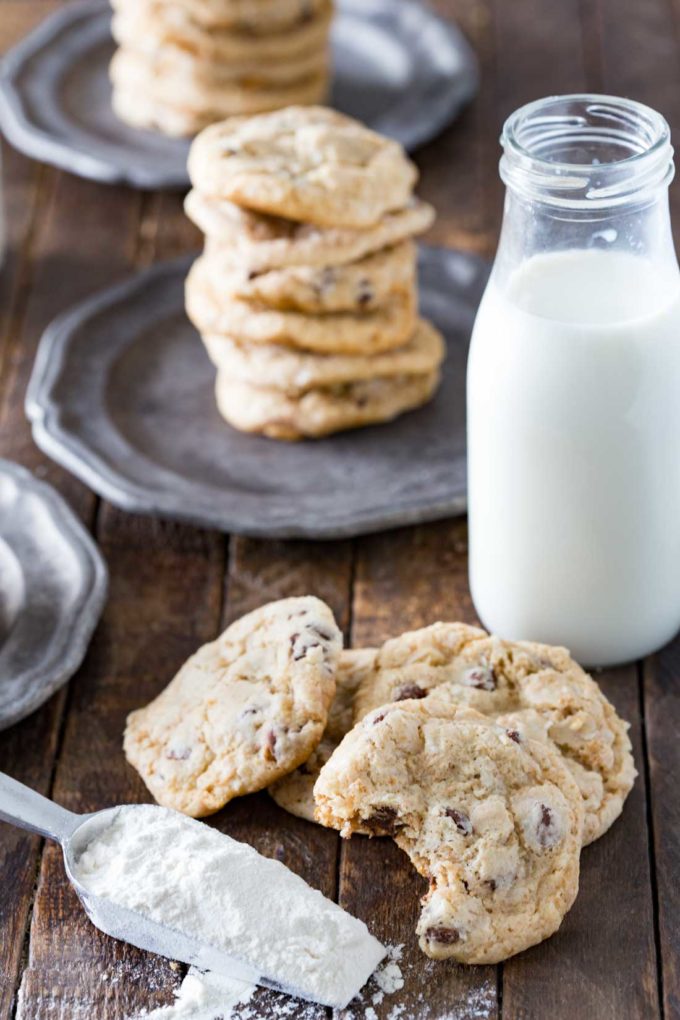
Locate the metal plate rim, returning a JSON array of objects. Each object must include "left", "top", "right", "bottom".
[
  {"left": 0, "top": 457, "right": 109, "bottom": 731},
  {"left": 26, "top": 247, "right": 488, "bottom": 541},
  {"left": 0, "top": 0, "right": 479, "bottom": 190}
]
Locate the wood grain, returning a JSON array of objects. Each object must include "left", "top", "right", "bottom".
[
  {"left": 342, "top": 522, "right": 497, "bottom": 1020},
  {"left": 0, "top": 24, "right": 143, "bottom": 1013},
  {"left": 10, "top": 175, "right": 219, "bottom": 1019},
  {"left": 595, "top": 0, "right": 680, "bottom": 231},
  {"left": 486, "top": 2, "right": 661, "bottom": 1016},
  {"left": 645, "top": 643, "right": 680, "bottom": 1020},
  {"left": 0, "top": 0, "right": 676, "bottom": 1018},
  {"left": 503, "top": 667, "right": 660, "bottom": 1020},
  {"left": 214, "top": 536, "right": 353, "bottom": 1020}
]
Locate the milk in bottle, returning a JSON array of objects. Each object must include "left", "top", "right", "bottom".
[{"left": 467, "top": 96, "right": 680, "bottom": 666}]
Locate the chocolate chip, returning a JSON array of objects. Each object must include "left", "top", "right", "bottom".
[
  {"left": 536, "top": 803, "right": 558, "bottom": 847},
  {"left": 290, "top": 624, "right": 333, "bottom": 661},
  {"left": 309, "top": 624, "right": 334, "bottom": 643},
  {"left": 317, "top": 267, "right": 336, "bottom": 293},
  {"left": 166, "top": 747, "right": 191, "bottom": 761},
  {"left": 372, "top": 711, "right": 388, "bottom": 725},
  {"left": 356, "top": 280, "right": 374, "bottom": 307},
  {"left": 444, "top": 808, "right": 473, "bottom": 835},
  {"left": 424, "top": 926, "right": 460, "bottom": 945},
  {"left": 462, "top": 665, "right": 497, "bottom": 691},
  {"left": 264, "top": 729, "right": 278, "bottom": 761},
  {"left": 363, "top": 806, "right": 400, "bottom": 836},
  {"left": 486, "top": 879, "right": 497, "bottom": 892},
  {"left": 394, "top": 684, "right": 427, "bottom": 702},
  {"left": 506, "top": 729, "right": 521, "bottom": 744}
]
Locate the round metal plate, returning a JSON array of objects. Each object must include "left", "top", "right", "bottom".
[
  {"left": 0, "top": 459, "right": 108, "bottom": 731},
  {"left": 26, "top": 247, "right": 489, "bottom": 540},
  {"left": 0, "top": 0, "right": 478, "bottom": 189}
]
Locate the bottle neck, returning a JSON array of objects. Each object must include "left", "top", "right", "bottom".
[{"left": 493, "top": 185, "right": 680, "bottom": 294}]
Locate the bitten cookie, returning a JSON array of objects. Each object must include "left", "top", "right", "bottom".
[
  {"left": 269, "top": 648, "right": 377, "bottom": 821},
  {"left": 187, "top": 107, "right": 418, "bottom": 228},
  {"left": 353, "top": 623, "right": 636, "bottom": 844},
  {"left": 314, "top": 695, "right": 583, "bottom": 964},
  {"left": 185, "top": 191, "right": 435, "bottom": 271},
  {"left": 124, "top": 596, "right": 342, "bottom": 817}
]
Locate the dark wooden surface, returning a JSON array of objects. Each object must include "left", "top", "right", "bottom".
[{"left": 0, "top": 2, "right": 678, "bottom": 1017}]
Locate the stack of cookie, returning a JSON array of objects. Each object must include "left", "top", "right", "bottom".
[
  {"left": 123, "top": 597, "right": 636, "bottom": 965},
  {"left": 184, "top": 106, "right": 445, "bottom": 439},
  {"left": 109, "top": 0, "right": 333, "bottom": 137}
]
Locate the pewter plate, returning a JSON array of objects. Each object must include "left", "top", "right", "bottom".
[
  {"left": 0, "top": 0, "right": 478, "bottom": 189},
  {"left": 26, "top": 247, "right": 488, "bottom": 540},
  {"left": 0, "top": 459, "right": 108, "bottom": 731}
]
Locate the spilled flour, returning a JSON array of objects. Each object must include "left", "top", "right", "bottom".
[
  {"left": 131, "top": 946, "right": 405, "bottom": 1020},
  {"left": 136, "top": 969, "right": 254, "bottom": 1019}
]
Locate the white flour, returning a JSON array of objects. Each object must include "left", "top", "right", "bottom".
[
  {"left": 73, "top": 805, "right": 385, "bottom": 1009},
  {"left": 136, "top": 969, "right": 254, "bottom": 1020},
  {"left": 132, "top": 948, "right": 406, "bottom": 1020}
]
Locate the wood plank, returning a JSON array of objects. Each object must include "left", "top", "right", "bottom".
[
  {"left": 337, "top": 1, "right": 499, "bottom": 1012},
  {"left": 16, "top": 512, "right": 225, "bottom": 1020},
  {"left": 0, "top": 13, "right": 62, "bottom": 1012},
  {"left": 0, "top": 169, "right": 141, "bottom": 510},
  {"left": 346, "top": 525, "right": 659, "bottom": 1019},
  {"left": 420, "top": 0, "right": 497, "bottom": 256},
  {"left": 0, "top": 696, "right": 65, "bottom": 1020},
  {"left": 595, "top": 0, "right": 680, "bottom": 231},
  {"left": 503, "top": 667, "right": 660, "bottom": 1020},
  {"left": 342, "top": 521, "right": 498, "bottom": 1020},
  {"left": 216, "top": 536, "right": 353, "bottom": 1019},
  {"left": 12, "top": 183, "right": 210, "bottom": 1019},
  {"left": 479, "top": 0, "right": 660, "bottom": 1015},
  {"left": 0, "top": 11, "right": 144, "bottom": 1010},
  {"left": 583, "top": 1, "right": 680, "bottom": 1014},
  {"left": 644, "top": 642, "right": 680, "bottom": 1019}
]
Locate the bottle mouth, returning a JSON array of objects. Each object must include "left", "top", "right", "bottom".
[{"left": 500, "top": 94, "right": 674, "bottom": 208}]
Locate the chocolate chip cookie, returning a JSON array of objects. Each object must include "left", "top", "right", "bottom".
[
  {"left": 186, "top": 255, "right": 417, "bottom": 354},
  {"left": 203, "top": 318, "right": 445, "bottom": 395},
  {"left": 353, "top": 623, "right": 636, "bottom": 844},
  {"left": 187, "top": 107, "right": 419, "bottom": 228},
  {"left": 112, "top": 1, "right": 332, "bottom": 64},
  {"left": 269, "top": 648, "right": 377, "bottom": 821},
  {"left": 111, "top": 0, "right": 330, "bottom": 34},
  {"left": 314, "top": 694, "right": 583, "bottom": 964},
  {"left": 214, "top": 369, "right": 440, "bottom": 440},
  {"left": 124, "top": 596, "right": 342, "bottom": 817},
  {"left": 185, "top": 191, "right": 435, "bottom": 271},
  {"left": 201, "top": 239, "right": 417, "bottom": 314}
]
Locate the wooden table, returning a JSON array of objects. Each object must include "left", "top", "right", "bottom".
[{"left": 1, "top": 1, "right": 678, "bottom": 1017}]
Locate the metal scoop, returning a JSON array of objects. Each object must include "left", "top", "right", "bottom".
[{"left": 0, "top": 772, "right": 305, "bottom": 998}]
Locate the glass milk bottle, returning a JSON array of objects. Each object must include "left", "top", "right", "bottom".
[{"left": 467, "top": 95, "right": 680, "bottom": 666}]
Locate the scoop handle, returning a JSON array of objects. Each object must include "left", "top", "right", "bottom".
[{"left": 0, "top": 772, "right": 81, "bottom": 844}]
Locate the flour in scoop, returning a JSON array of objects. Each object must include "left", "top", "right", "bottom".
[{"left": 73, "top": 805, "right": 385, "bottom": 1009}]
